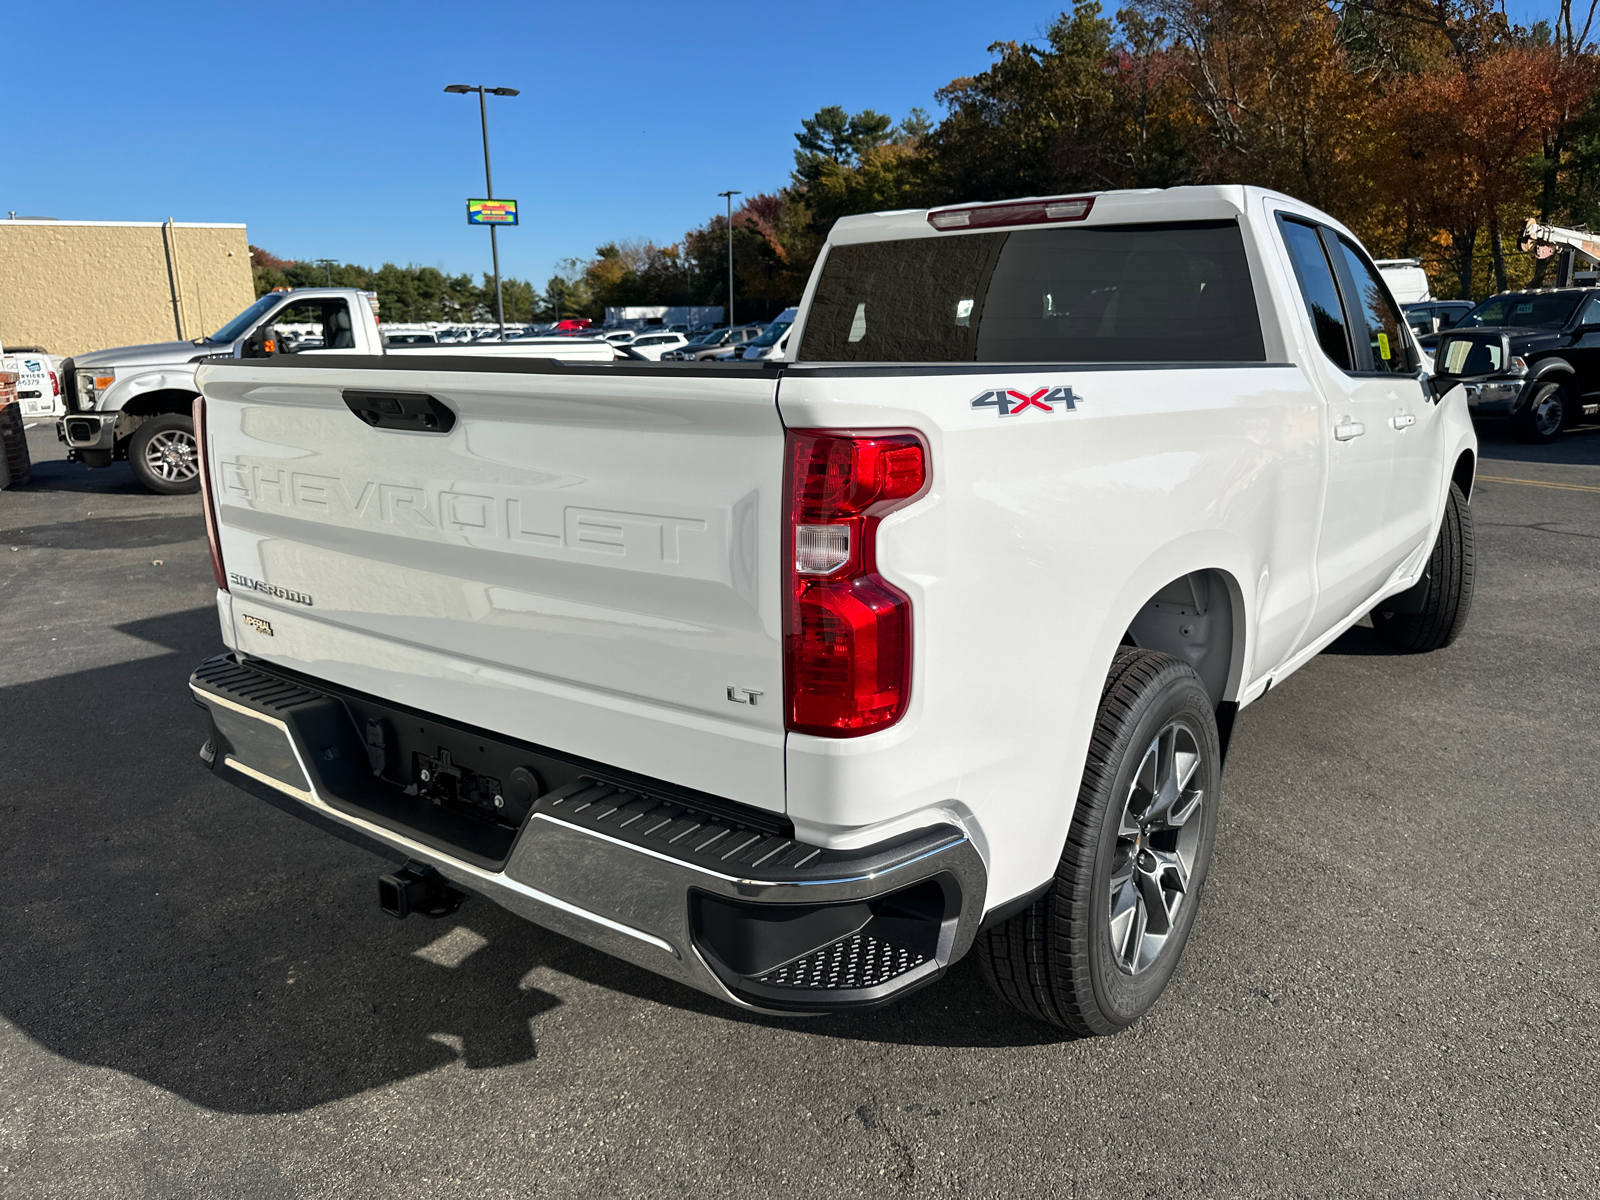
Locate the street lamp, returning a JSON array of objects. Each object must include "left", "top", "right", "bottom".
[
  {"left": 313, "top": 258, "right": 337, "bottom": 286},
  {"left": 718, "top": 189, "right": 741, "bottom": 328},
  {"left": 445, "top": 83, "right": 520, "bottom": 338}
]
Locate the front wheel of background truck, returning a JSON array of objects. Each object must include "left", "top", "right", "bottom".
[
  {"left": 1518, "top": 381, "right": 1568, "bottom": 444},
  {"left": 128, "top": 413, "right": 201, "bottom": 495},
  {"left": 977, "top": 649, "right": 1220, "bottom": 1036}
]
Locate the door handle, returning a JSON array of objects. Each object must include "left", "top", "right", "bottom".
[
  {"left": 1334, "top": 417, "right": 1366, "bottom": 441},
  {"left": 1390, "top": 412, "right": 1416, "bottom": 430}
]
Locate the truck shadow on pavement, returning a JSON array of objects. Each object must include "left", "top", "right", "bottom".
[
  {"left": 0, "top": 608, "right": 1060, "bottom": 1116},
  {"left": 1473, "top": 422, "right": 1600, "bottom": 467},
  {"left": 0, "top": 513, "right": 205, "bottom": 549},
  {"left": 11, "top": 452, "right": 151, "bottom": 494}
]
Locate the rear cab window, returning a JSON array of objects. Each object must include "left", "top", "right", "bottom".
[{"left": 798, "top": 221, "right": 1265, "bottom": 363}]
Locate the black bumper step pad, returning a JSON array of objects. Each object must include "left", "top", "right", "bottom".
[
  {"left": 192, "top": 655, "right": 330, "bottom": 719},
  {"left": 535, "top": 779, "right": 960, "bottom": 884},
  {"left": 754, "top": 932, "right": 929, "bottom": 991}
]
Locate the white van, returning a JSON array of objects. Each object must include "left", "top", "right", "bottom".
[
  {"left": 1, "top": 348, "right": 66, "bottom": 418},
  {"left": 1375, "top": 258, "right": 1432, "bottom": 304}
]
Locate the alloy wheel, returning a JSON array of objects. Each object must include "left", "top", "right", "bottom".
[
  {"left": 1108, "top": 720, "right": 1206, "bottom": 974},
  {"left": 143, "top": 428, "right": 199, "bottom": 484}
]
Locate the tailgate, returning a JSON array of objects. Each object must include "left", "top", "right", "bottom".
[{"left": 196, "top": 358, "right": 788, "bottom": 812}]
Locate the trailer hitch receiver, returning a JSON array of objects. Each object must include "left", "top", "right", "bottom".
[{"left": 378, "top": 861, "right": 466, "bottom": 920}]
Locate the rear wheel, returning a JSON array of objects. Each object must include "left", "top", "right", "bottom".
[
  {"left": 1372, "top": 482, "right": 1475, "bottom": 652},
  {"left": 128, "top": 413, "right": 200, "bottom": 495},
  {"left": 1519, "top": 382, "right": 1568, "bottom": 444},
  {"left": 977, "top": 649, "right": 1220, "bottom": 1035}
]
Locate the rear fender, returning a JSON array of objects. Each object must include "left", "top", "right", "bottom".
[{"left": 1094, "top": 533, "right": 1252, "bottom": 706}]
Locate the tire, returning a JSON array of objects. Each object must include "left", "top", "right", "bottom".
[
  {"left": 127, "top": 413, "right": 201, "bottom": 495},
  {"left": 1371, "top": 481, "right": 1475, "bottom": 653},
  {"left": 977, "top": 649, "right": 1221, "bottom": 1035},
  {"left": 1518, "top": 381, "right": 1568, "bottom": 444}
]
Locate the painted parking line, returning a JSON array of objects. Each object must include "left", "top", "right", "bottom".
[{"left": 1477, "top": 474, "right": 1600, "bottom": 495}]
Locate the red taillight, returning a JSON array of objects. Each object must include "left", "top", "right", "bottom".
[
  {"left": 926, "top": 195, "right": 1094, "bottom": 231},
  {"left": 784, "top": 430, "right": 928, "bottom": 737},
  {"left": 193, "top": 394, "right": 228, "bottom": 592},
  {"left": 48, "top": 371, "right": 60, "bottom": 397}
]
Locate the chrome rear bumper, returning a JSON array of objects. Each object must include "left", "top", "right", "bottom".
[{"left": 190, "top": 655, "right": 986, "bottom": 1014}]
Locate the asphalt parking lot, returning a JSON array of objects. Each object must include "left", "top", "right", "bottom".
[{"left": 2, "top": 419, "right": 1598, "bottom": 1199}]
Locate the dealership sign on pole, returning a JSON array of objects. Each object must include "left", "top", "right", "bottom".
[{"left": 467, "top": 198, "right": 518, "bottom": 226}]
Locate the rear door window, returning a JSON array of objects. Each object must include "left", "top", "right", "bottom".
[
  {"left": 1277, "top": 217, "right": 1353, "bottom": 371},
  {"left": 798, "top": 220, "right": 1264, "bottom": 363},
  {"left": 1330, "top": 237, "right": 1415, "bottom": 374}
]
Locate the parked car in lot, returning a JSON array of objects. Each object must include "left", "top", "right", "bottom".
[
  {"left": 384, "top": 331, "right": 438, "bottom": 346},
  {"left": 662, "top": 325, "right": 763, "bottom": 361},
  {"left": 188, "top": 185, "right": 1476, "bottom": 1035},
  {"left": 56, "top": 288, "right": 616, "bottom": 493},
  {"left": 717, "top": 308, "right": 797, "bottom": 360},
  {"left": 1403, "top": 301, "right": 1473, "bottom": 341},
  {"left": 619, "top": 331, "right": 689, "bottom": 360},
  {"left": 1425, "top": 286, "right": 1600, "bottom": 442}
]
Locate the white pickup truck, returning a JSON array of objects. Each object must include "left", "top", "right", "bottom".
[
  {"left": 56, "top": 287, "right": 614, "bottom": 494},
  {"left": 188, "top": 187, "right": 1477, "bottom": 1034}
]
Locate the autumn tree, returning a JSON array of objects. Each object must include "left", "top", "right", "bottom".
[{"left": 1378, "top": 46, "right": 1598, "bottom": 294}]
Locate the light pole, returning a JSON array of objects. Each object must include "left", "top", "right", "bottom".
[
  {"left": 445, "top": 83, "right": 519, "bottom": 338},
  {"left": 718, "top": 189, "right": 740, "bottom": 328},
  {"left": 313, "top": 258, "right": 337, "bottom": 286}
]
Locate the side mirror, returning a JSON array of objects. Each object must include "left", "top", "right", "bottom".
[{"left": 240, "top": 326, "right": 280, "bottom": 358}]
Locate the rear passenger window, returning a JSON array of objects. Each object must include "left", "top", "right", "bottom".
[
  {"left": 1331, "top": 237, "right": 1415, "bottom": 374},
  {"left": 798, "top": 220, "right": 1265, "bottom": 363},
  {"left": 1277, "top": 217, "right": 1352, "bottom": 371}
]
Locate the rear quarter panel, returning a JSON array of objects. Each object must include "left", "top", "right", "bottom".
[{"left": 778, "top": 361, "right": 1323, "bottom": 908}]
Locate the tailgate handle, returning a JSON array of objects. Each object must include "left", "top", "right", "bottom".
[{"left": 341, "top": 389, "right": 456, "bottom": 433}]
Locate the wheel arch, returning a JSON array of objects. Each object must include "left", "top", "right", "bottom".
[
  {"left": 1096, "top": 535, "right": 1253, "bottom": 713},
  {"left": 1530, "top": 357, "right": 1576, "bottom": 384},
  {"left": 119, "top": 388, "right": 200, "bottom": 420}
]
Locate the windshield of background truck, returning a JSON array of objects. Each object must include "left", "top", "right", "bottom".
[
  {"left": 1457, "top": 292, "right": 1582, "bottom": 331},
  {"left": 210, "top": 295, "right": 284, "bottom": 343},
  {"left": 798, "top": 220, "right": 1264, "bottom": 362}
]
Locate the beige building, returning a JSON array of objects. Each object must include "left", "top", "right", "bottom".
[{"left": 0, "top": 219, "right": 254, "bottom": 357}]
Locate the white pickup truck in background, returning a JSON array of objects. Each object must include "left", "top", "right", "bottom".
[
  {"left": 187, "top": 186, "right": 1477, "bottom": 1034},
  {"left": 55, "top": 288, "right": 616, "bottom": 494}
]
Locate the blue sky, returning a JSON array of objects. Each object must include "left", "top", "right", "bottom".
[{"left": 3, "top": 0, "right": 1558, "bottom": 291}]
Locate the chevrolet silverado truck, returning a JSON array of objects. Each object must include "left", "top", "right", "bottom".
[
  {"left": 56, "top": 288, "right": 614, "bottom": 494},
  {"left": 187, "top": 186, "right": 1478, "bottom": 1034},
  {"left": 1418, "top": 286, "right": 1600, "bottom": 443}
]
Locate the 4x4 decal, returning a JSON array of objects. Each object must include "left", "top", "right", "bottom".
[{"left": 971, "top": 386, "right": 1081, "bottom": 417}]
